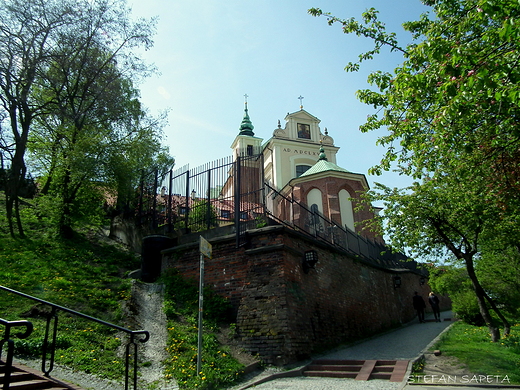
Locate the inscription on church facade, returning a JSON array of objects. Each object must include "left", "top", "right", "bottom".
[{"left": 283, "top": 148, "right": 318, "bottom": 156}]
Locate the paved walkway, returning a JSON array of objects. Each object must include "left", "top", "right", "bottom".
[
  {"left": 232, "top": 311, "right": 519, "bottom": 390},
  {"left": 318, "top": 311, "right": 454, "bottom": 361}
]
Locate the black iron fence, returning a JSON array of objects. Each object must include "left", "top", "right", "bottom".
[
  {"left": 0, "top": 286, "right": 149, "bottom": 390},
  {"left": 131, "top": 153, "right": 420, "bottom": 271},
  {"left": 264, "top": 182, "right": 419, "bottom": 271},
  {"left": 135, "top": 153, "right": 265, "bottom": 246}
]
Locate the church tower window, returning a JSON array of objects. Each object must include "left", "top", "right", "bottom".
[{"left": 296, "top": 164, "right": 311, "bottom": 177}]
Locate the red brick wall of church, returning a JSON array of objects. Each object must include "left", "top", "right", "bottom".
[
  {"left": 291, "top": 176, "right": 383, "bottom": 243},
  {"left": 162, "top": 226, "right": 449, "bottom": 365}
]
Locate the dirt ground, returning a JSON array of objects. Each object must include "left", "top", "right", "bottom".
[
  {"left": 413, "top": 352, "right": 492, "bottom": 385},
  {"left": 423, "top": 352, "right": 476, "bottom": 377}
]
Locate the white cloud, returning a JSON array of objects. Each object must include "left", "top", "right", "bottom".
[{"left": 157, "top": 86, "right": 171, "bottom": 100}]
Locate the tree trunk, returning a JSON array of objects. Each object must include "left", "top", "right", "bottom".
[
  {"left": 465, "top": 254, "right": 500, "bottom": 341},
  {"left": 5, "top": 155, "right": 26, "bottom": 238},
  {"left": 484, "top": 292, "right": 511, "bottom": 336}
]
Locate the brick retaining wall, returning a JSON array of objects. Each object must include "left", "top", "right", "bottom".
[{"left": 162, "top": 226, "right": 449, "bottom": 365}]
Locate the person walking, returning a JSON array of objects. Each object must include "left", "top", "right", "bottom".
[
  {"left": 428, "top": 292, "right": 441, "bottom": 322},
  {"left": 413, "top": 291, "right": 426, "bottom": 323}
]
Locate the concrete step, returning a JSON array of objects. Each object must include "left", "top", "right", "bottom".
[
  {"left": 303, "top": 359, "right": 410, "bottom": 382},
  {"left": 0, "top": 361, "right": 84, "bottom": 389}
]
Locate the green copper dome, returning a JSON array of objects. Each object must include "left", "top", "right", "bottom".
[{"left": 239, "top": 102, "right": 255, "bottom": 136}]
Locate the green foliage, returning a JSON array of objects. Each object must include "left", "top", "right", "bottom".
[
  {"left": 0, "top": 222, "right": 139, "bottom": 380},
  {"left": 14, "top": 335, "right": 72, "bottom": 356},
  {"left": 428, "top": 265, "right": 484, "bottom": 325},
  {"left": 433, "top": 322, "right": 520, "bottom": 383},
  {"left": 451, "top": 290, "right": 484, "bottom": 326},
  {"left": 411, "top": 355, "right": 425, "bottom": 375},
  {"left": 188, "top": 200, "right": 220, "bottom": 233},
  {"left": 164, "top": 322, "right": 244, "bottom": 389},
  {"left": 310, "top": 0, "right": 520, "bottom": 340},
  {"left": 0, "top": 0, "right": 173, "bottom": 238},
  {"left": 477, "top": 248, "right": 520, "bottom": 319},
  {"left": 161, "top": 268, "right": 244, "bottom": 389}
]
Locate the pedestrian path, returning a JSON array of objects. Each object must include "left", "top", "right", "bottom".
[
  {"left": 233, "top": 310, "right": 457, "bottom": 389},
  {"left": 317, "top": 311, "right": 454, "bottom": 362}
]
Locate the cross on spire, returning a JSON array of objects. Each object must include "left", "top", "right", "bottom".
[
  {"left": 298, "top": 95, "right": 304, "bottom": 109},
  {"left": 244, "top": 94, "right": 249, "bottom": 103}
]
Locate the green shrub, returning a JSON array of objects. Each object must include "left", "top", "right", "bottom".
[
  {"left": 14, "top": 335, "right": 72, "bottom": 356},
  {"left": 451, "top": 290, "right": 485, "bottom": 326}
]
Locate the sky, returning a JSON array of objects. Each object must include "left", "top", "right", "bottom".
[{"left": 127, "top": 0, "right": 430, "bottom": 191}]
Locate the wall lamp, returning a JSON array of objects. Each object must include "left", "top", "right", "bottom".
[
  {"left": 419, "top": 276, "right": 426, "bottom": 286},
  {"left": 303, "top": 250, "right": 318, "bottom": 274},
  {"left": 393, "top": 275, "right": 402, "bottom": 289}
]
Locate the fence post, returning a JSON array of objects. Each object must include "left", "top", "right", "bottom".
[
  {"left": 206, "top": 167, "right": 212, "bottom": 230},
  {"left": 185, "top": 171, "right": 190, "bottom": 231},
  {"left": 152, "top": 169, "right": 158, "bottom": 229},
  {"left": 138, "top": 171, "right": 144, "bottom": 225},
  {"left": 235, "top": 156, "right": 241, "bottom": 248},
  {"left": 167, "top": 169, "right": 173, "bottom": 229}
]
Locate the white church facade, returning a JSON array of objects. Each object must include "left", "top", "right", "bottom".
[{"left": 229, "top": 101, "right": 383, "bottom": 244}]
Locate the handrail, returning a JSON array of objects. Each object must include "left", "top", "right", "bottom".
[
  {"left": 263, "top": 182, "right": 422, "bottom": 272},
  {"left": 0, "top": 318, "right": 33, "bottom": 339},
  {"left": 0, "top": 285, "right": 149, "bottom": 390},
  {"left": 0, "top": 318, "right": 34, "bottom": 390}
]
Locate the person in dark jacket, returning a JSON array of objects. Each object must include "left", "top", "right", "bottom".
[
  {"left": 413, "top": 291, "right": 426, "bottom": 323},
  {"left": 428, "top": 292, "right": 441, "bottom": 322}
]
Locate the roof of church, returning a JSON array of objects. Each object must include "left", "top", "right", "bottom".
[{"left": 300, "top": 144, "right": 351, "bottom": 177}]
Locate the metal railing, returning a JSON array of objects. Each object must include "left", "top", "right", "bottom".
[
  {"left": 264, "top": 182, "right": 421, "bottom": 271},
  {"left": 129, "top": 154, "right": 421, "bottom": 272},
  {"left": 0, "top": 286, "right": 149, "bottom": 390},
  {"left": 133, "top": 153, "right": 266, "bottom": 245},
  {"left": 0, "top": 317, "right": 33, "bottom": 390}
]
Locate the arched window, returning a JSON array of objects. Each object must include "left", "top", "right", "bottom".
[
  {"left": 296, "top": 164, "right": 311, "bottom": 177},
  {"left": 307, "top": 188, "right": 323, "bottom": 213},
  {"left": 339, "top": 189, "right": 355, "bottom": 231}
]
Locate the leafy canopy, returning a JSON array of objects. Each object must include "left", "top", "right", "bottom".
[
  {"left": 310, "top": 0, "right": 520, "bottom": 255},
  {"left": 310, "top": 0, "right": 520, "bottom": 338}
]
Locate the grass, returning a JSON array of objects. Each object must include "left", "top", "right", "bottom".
[
  {"left": 161, "top": 268, "right": 245, "bottom": 389},
  {"left": 0, "top": 229, "right": 139, "bottom": 380},
  {"left": 0, "top": 201, "right": 245, "bottom": 389},
  {"left": 431, "top": 321, "right": 520, "bottom": 384}
]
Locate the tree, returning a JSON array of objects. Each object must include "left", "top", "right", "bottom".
[
  {"left": 0, "top": 0, "right": 76, "bottom": 237},
  {"left": 310, "top": 0, "right": 520, "bottom": 341},
  {"left": 0, "top": 0, "right": 165, "bottom": 237},
  {"left": 29, "top": 44, "right": 172, "bottom": 236},
  {"left": 30, "top": 51, "right": 151, "bottom": 236}
]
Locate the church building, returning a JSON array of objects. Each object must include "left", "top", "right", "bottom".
[
  {"left": 155, "top": 99, "right": 435, "bottom": 366},
  {"left": 229, "top": 99, "right": 383, "bottom": 244}
]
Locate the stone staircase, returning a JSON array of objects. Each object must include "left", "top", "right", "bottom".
[
  {"left": 303, "top": 359, "right": 409, "bottom": 382},
  {"left": 0, "top": 362, "right": 84, "bottom": 390}
]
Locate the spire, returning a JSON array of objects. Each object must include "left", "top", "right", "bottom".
[
  {"left": 239, "top": 95, "right": 254, "bottom": 136},
  {"left": 318, "top": 142, "right": 328, "bottom": 161}
]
